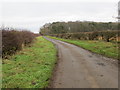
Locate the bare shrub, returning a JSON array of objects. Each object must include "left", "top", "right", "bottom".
[
  {"left": 50, "top": 30, "right": 119, "bottom": 42},
  {"left": 2, "top": 29, "right": 37, "bottom": 58}
]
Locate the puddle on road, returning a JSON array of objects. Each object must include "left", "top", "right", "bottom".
[{"left": 97, "top": 63, "right": 106, "bottom": 66}]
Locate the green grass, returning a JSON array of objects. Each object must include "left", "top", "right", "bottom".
[
  {"left": 48, "top": 36, "right": 119, "bottom": 60},
  {"left": 2, "top": 36, "right": 57, "bottom": 88}
]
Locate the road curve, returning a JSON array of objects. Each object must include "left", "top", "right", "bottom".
[{"left": 44, "top": 37, "right": 118, "bottom": 88}]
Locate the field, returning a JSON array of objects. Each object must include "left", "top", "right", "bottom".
[
  {"left": 2, "top": 36, "right": 57, "bottom": 88},
  {"left": 48, "top": 36, "right": 119, "bottom": 59}
]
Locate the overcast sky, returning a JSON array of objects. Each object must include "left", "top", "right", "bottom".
[{"left": 0, "top": 0, "right": 119, "bottom": 33}]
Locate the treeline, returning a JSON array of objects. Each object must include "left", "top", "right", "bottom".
[
  {"left": 40, "top": 21, "right": 118, "bottom": 35},
  {"left": 2, "top": 28, "right": 39, "bottom": 58}
]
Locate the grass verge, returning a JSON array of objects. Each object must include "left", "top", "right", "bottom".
[
  {"left": 2, "top": 36, "right": 57, "bottom": 88},
  {"left": 48, "top": 36, "right": 118, "bottom": 60}
]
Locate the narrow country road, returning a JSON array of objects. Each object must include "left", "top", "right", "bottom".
[{"left": 44, "top": 37, "right": 118, "bottom": 88}]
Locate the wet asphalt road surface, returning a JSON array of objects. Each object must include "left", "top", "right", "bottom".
[{"left": 44, "top": 37, "right": 118, "bottom": 88}]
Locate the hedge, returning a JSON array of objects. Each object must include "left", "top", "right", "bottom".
[
  {"left": 50, "top": 30, "right": 120, "bottom": 42},
  {"left": 2, "top": 30, "right": 38, "bottom": 58}
]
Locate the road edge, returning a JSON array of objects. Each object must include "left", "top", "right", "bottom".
[{"left": 43, "top": 36, "right": 60, "bottom": 88}]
